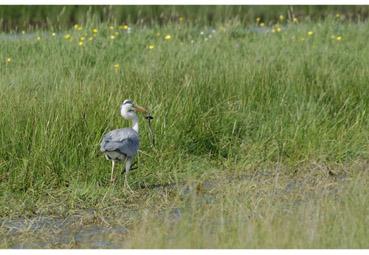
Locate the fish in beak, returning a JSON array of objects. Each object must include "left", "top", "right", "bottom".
[{"left": 134, "top": 104, "right": 148, "bottom": 113}]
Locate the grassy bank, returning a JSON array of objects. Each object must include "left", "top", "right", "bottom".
[{"left": 1, "top": 15, "right": 369, "bottom": 247}]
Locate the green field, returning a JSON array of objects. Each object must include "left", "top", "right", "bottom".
[{"left": 1, "top": 7, "right": 369, "bottom": 248}]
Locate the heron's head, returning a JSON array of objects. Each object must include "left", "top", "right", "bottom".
[{"left": 120, "top": 99, "right": 148, "bottom": 120}]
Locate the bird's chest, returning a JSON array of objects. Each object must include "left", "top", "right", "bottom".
[{"left": 104, "top": 151, "right": 127, "bottom": 161}]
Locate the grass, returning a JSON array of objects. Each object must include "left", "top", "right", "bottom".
[
  {"left": 2, "top": 6, "right": 369, "bottom": 31},
  {"left": 123, "top": 165, "right": 369, "bottom": 248},
  {"left": 1, "top": 13, "right": 369, "bottom": 247},
  {"left": 2, "top": 164, "right": 369, "bottom": 248}
]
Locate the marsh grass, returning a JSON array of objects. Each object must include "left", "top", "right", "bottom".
[
  {"left": 1, "top": 16, "right": 369, "bottom": 247},
  {"left": 124, "top": 164, "right": 369, "bottom": 248},
  {"left": 2, "top": 163, "right": 369, "bottom": 248}
]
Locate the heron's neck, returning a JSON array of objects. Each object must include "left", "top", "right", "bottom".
[{"left": 132, "top": 115, "right": 139, "bottom": 133}]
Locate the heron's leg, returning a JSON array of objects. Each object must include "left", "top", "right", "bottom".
[
  {"left": 110, "top": 160, "right": 116, "bottom": 183},
  {"left": 124, "top": 158, "right": 133, "bottom": 192}
]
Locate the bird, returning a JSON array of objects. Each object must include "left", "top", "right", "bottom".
[{"left": 100, "top": 99, "right": 148, "bottom": 190}]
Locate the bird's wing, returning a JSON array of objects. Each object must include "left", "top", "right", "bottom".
[{"left": 100, "top": 128, "right": 139, "bottom": 157}]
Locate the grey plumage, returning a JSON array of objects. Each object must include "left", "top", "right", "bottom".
[{"left": 100, "top": 128, "right": 139, "bottom": 159}]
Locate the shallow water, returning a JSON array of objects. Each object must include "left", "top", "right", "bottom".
[
  {"left": 0, "top": 205, "right": 186, "bottom": 248},
  {"left": 1, "top": 213, "right": 128, "bottom": 248}
]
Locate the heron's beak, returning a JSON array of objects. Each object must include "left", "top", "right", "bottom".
[{"left": 134, "top": 104, "right": 148, "bottom": 113}]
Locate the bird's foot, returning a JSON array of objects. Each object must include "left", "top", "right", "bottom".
[
  {"left": 124, "top": 180, "right": 134, "bottom": 193},
  {"left": 124, "top": 185, "right": 134, "bottom": 193}
]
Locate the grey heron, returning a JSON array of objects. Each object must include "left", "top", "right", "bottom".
[{"left": 100, "top": 99, "right": 148, "bottom": 189}]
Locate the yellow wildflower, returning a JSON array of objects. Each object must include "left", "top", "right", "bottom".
[
  {"left": 64, "top": 34, "right": 71, "bottom": 40},
  {"left": 21, "top": 30, "right": 25, "bottom": 34},
  {"left": 109, "top": 26, "right": 114, "bottom": 30},
  {"left": 37, "top": 36, "right": 41, "bottom": 41},
  {"left": 279, "top": 15, "right": 284, "bottom": 21},
  {"left": 307, "top": 31, "right": 314, "bottom": 36},
  {"left": 113, "top": 64, "right": 120, "bottom": 73},
  {"left": 52, "top": 32, "right": 56, "bottom": 36},
  {"left": 256, "top": 17, "right": 261, "bottom": 23},
  {"left": 88, "top": 37, "right": 94, "bottom": 41},
  {"left": 110, "top": 35, "right": 116, "bottom": 40},
  {"left": 92, "top": 28, "right": 98, "bottom": 33},
  {"left": 276, "top": 27, "right": 281, "bottom": 32},
  {"left": 119, "top": 25, "right": 129, "bottom": 30},
  {"left": 74, "top": 24, "right": 82, "bottom": 30},
  {"left": 272, "top": 28, "right": 276, "bottom": 33},
  {"left": 179, "top": 16, "right": 184, "bottom": 22},
  {"left": 148, "top": 44, "right": 155, "bottom": 49},
  {"left": 293, "top": 17, "right": 298, "bottom": 23},
  {"left": 336, "top": 36, "right": 342, "bottom": 41},
  {"left": 336, "top": 13, "right": 340, "bottom": 18},
  {"left": 80, "top": 36, "right": 85, "bottom": 41},
  {"left": 260, "top": 22, "right": 265, "bottom": 27},
  {"left": 79, "top": 41, "right": 84, "bottom": 46},
  {"left": 164, "top": 34, "right": 172, "bottom": 40},
  {"left": 114, "top": 31, "right": 119, "bottom": 36},
  {"left": 6, "top": 57, "right": 11, "bottom": 63}
]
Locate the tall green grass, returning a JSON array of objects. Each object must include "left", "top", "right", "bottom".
[
  {"left": 2, "top": 18, "right": 369, "bottom": 190},
  {"left": 1, "top": 15, "right": 369, "bottom": 247}
]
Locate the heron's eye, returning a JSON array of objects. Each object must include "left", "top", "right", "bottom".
[{"left": 127, "top": 108, "right": 134, "bottom": 113}]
